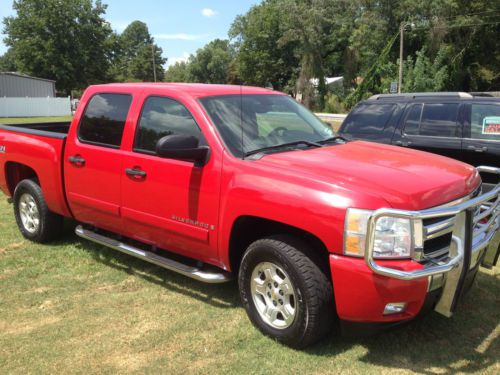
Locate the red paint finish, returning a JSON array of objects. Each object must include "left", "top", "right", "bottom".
[
  {"left": 0, "top": 83, "right": 482, "bottom": 323},
  {"left": 330, "top": 255, "right": 428, "bottom": 322}
]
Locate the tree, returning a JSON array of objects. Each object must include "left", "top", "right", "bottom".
[
  {"left": 187, "top": 39, "right": 233, "bottom": 84},
  {"left": 164, "top": 61, "right": 191, "bottom": 82},
  {"left": 0, "top": 48, "right": 17, "bottom": 71},
  {"left": 3, "top": 0, "right": 112, "bottom": 94},
  {"left": 229, "top": 0, "right": 299, "bottom": 91},
  {"left": 110, "top": 21, "right": 166, "bottom": 82}
]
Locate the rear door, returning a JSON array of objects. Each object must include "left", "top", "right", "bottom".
[
  {"left": 119, "top": 95, "right": 221, "bottom": 262},
  {"left": 462, "top": 102, "right": 500, "bottom": 167},
  {"left": 393, "top": 102, "right": 463, "bottom": 160},
  {"left": 462, "top": 102, "right": 500, "bottom": 185},
  {"left": 65, "top": 92, "right": 133, "bottom": 233}
]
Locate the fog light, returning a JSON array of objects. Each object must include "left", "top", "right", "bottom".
[{"left": 384, "top": 302, "right": 407, "bottom": 315}]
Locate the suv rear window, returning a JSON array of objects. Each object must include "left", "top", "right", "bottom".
[
  {"left": 470, "top": 103, "right": 500, "bottom": 140},
  {"left": 78, "top": 93, "right": 132, "bottom": 148},
  {"left": 341, "top": 103, "right": 396, "bottom": 133}
]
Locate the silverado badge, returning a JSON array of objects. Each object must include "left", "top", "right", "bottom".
[{"left": 0, "top": 145, "right": 5, "bottom": 153}]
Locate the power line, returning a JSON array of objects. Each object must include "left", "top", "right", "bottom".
[
  {"left": 432, "top": 9, "right": 500, "bottom": 21},
  {"left": 412, "top": 20, "right": 500, "bottom": 31}
]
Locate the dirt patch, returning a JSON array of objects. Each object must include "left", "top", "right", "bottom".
[
  {"left": 0, "top": 241, "right": 25, "bottom": 254},
  {"left": 0, "top": 315, "right": 61, "bottom": 335}
]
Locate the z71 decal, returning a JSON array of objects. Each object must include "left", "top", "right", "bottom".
[{"left": 0, "top": 145, "right": 6, "bottom": 153}]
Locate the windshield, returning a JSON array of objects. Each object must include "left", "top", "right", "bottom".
[{"left": 199, "top": 94, "right": 334, "bottom": 157}]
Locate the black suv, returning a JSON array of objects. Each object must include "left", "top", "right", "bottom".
[{"left": 338, "top": 92, "right": 499, "bottom": 183}]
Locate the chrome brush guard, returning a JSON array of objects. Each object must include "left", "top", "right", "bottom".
[{"left": 364, "top": 166, "right": 499, "bottom": 317}]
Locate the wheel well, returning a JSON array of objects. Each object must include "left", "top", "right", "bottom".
[
  {"left": 5, "top": 162, "right": 38, "bottom": 195},
  {"left": 229, "top": 216, "right": 331, "bottom": 277}
]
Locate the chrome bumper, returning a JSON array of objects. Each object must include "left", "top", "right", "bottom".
[{"left": 364, "top": 166, "right": 499, "bottom": 317}]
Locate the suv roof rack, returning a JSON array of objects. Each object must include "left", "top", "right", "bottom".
[{"left": 369, "top": 92, "right": 473, "bottom": 100}]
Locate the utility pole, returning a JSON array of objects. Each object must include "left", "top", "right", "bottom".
[
  {"left": 398, "top": 22, "right": 404, "bottom": 94},
  {"left": 151, "top": 43, "right": 157, "bottom": 82}
]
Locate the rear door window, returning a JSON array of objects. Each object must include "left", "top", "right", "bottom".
[
  {"left": 418, "top": 103, "right": 459, "bottom": 137},
  {"left": 403, "top": 104, "right": 423, "bottom": 135},
  {"left": 470, "top": 103, "right": 500, "bottom": 140},
  {"left": 341, "top": 103, "right": 396, "bottom": 133},
  {"left": 78, "top": 93, "right": 132, "bottom": 148}
]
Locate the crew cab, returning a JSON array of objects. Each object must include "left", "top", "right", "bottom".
[
  {"left": 338, "top": 92, "right": 500, "bottom": 185},
  {"left": 0, "top": 84, "right": 498, "bottom": 348}
]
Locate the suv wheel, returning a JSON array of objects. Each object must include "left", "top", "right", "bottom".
[{"left": 238, "top": 235, "right": 334, "bottom": 348}]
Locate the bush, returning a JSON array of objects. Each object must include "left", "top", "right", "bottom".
[{"left": 323, "top": 93, "right": 347, "bottom": 113}]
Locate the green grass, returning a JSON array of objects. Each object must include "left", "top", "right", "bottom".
[
  {"left": 0, "top": 195, "right": 498, "bottom": 374},
  {"left": 0, "top": 116, "right": 73, "bottom": 124}
]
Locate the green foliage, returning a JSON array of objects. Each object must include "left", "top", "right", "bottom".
[
  {"left": 187, "top": 39, "right": 233, "bottom": 84},
  {"left": 323, "top": 93, "right": 347, "bottom": 114},
  {"left": 0, "top": 48, "right": 16, "bottom": 71},
  {"left": 164, "top": 61, "right": 191, "bottom": 82},
  {"left": 108, "top": 21, "right": 166, "bottom": 82},
  {"left": 403, "top": 47, "right": 449, "bottom": 92},
  {"left": 3, "top": 0, "right": 112, "bottom": 94},
  {"left": 229, "top": 0, "right": 299, "bottom": 91}
]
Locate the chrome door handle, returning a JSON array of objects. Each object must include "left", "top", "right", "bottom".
[
  {"left": 467, "top": 145, "right": 487, "bottom": 153},
  {"left": 68, "top": 155, "right": 85, "bottom": 167}
]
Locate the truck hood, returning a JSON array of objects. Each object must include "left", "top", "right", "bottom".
[{"left": 256, "top": 141, "right": 480, "bottom": 210}]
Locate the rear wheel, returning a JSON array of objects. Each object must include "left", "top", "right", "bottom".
[
  {"left": 13, "top": 179, "right": 63, "bottom": 243},
  {"left": 238, "top": 235, "right": 335, "bottom": 348}
]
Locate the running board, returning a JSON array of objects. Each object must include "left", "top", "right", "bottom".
[{"left": 75, "top": 225, "right": 232, "bottom": 283}]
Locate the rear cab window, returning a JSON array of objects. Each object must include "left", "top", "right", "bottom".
[
  {"left": 403, "top": 103, "right": 460, "bottom": 137},
  {"left": 78, "top": 93, "right": 133, "bottom": 148},
  {"left": 341, "top": 102, "right": 396, "bottom": 134},
  {"left": 469, "top": 103, "right": 500, "bottom": 140}
]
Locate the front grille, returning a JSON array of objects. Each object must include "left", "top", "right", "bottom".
[{"left": 420, "top": 186, "right": 499, "bottom": 263}]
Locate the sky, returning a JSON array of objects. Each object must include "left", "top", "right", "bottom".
[{"left": 0, "top": 0, "right": 259, "bottom": 67}]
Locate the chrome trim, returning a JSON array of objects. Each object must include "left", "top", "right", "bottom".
[
  {"left": 75, "top": 225, "right": 232, "bottom": 283},
  {"left": 364, "top": 166, "right": 499, "bottom": 281}
]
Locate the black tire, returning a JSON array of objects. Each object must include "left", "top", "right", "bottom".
[
  {"left": 13, "top": 179, "right": 63, "bottom": 243},
  {"left": 238, "top": 235, "right": 335, "bottom": 348}
]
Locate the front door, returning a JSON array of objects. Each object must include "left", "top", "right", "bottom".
[
  {"left": 65, "top": 93, "right": 133, "bottom": 233},
  {"left": 393, "top": 102, "right": 463, "bottom": 160},
  {"left": 120, "top": 95, "right": 221, "bottom": 262}
]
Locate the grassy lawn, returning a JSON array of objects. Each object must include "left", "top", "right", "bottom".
[
  {"left": 0, "top": 195, "right": 498, "bottom": 374},
  {"left": 0, "top": 116, "right": 73, "bottom": 125}
]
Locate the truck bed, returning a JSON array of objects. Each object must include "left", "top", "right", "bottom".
[
  {"left": 0, "top": 121, "right": 71, "bottom": 138},
  {"left": 0, "top": 121, "right": 72, "bottom": 217}
]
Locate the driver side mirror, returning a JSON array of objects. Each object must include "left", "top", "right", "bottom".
[{"left": 156, "top": 134, "right": 210, "bottom": 166}]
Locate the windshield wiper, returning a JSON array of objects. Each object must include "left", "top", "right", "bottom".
[
  {"left": 318, "top": 135, "right": 349, "bottom": 144},
  {"left": 244, "top": 140, "right": 322, "bottom": 157}
]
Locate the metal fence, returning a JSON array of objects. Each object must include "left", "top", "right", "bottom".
[{"left": 0, "top": 97, "right": 71, "bottom": 117}]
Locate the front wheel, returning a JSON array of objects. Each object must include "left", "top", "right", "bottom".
[
  {"left": 13, "top": 179, "right": 63, "bottom": 243},
  {"left": 238, "top": 235, "right": 335, "bottom": 348}
]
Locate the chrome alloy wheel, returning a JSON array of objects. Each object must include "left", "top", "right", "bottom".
[
  {"left": 18, "top": 193, "right": 40, "bottom": 234},
  {"left": 250, "top": 262, "right": 297, "bottom": 329}
]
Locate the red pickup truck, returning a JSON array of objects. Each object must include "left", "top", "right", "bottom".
[{"left": 0, "top": 83, "right": 499, "bottom": 348}]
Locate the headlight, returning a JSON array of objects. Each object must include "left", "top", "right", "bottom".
[{"left": 344, "top": 208, "right": 412, "bottom": 259}]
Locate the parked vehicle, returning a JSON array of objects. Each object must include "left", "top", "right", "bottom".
[
  {"left": 338, "top": 92, "right": 500, "bottom": 185},
  {"left": 0, "top": 84, "right": 498, "bottom": 348}
]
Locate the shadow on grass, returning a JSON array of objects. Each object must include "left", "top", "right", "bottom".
[
  {"left": 53, "top": 223, "right": 499, "bottom": 373},
  {"left": 306, "top": 268, "right": 500, "bottom": 374},
  {"left": 52, "top": 222, "right": 240, "bottom": 310}
]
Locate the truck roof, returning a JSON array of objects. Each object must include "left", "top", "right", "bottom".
[{"left": 88, "top": 82, "right": 280, "bottom": 98}]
